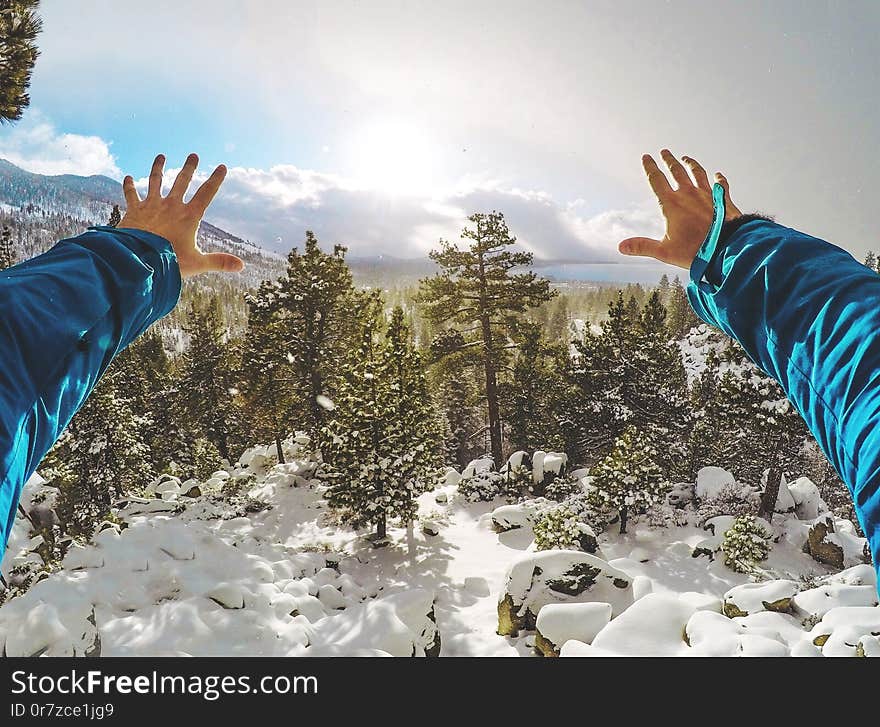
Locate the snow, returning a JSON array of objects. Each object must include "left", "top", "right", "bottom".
[
  {"left": 536, "top": 602, "right": 611, "bottom": 647},
  {"left": 581, "top": 593, "right": 696, "bottom": 656},
  {"left": 695, "top": 466, "right": 737, "bottom": 500},
  {"left": 787, "top": 476, "right": 827, "bottom": 519},
  {"left": 1, "top": 445, "right": 878, "bottom": 658},
  {"left": 501, "top": 549, "right": 634, "bottom": 621},
  {"left": 722, "top": 580, "right": 800, "bottom": 616}
]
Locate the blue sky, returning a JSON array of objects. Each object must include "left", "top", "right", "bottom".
[{"left": 1, "top": 0, "right": 878, "bottom": 277}]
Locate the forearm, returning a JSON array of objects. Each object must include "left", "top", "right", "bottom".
[
  {"left": 686, "top": 197, "right": 880, "bottom": 557},
  {"left": 0, "top": 226, "right": 181, "bottom": 553}
]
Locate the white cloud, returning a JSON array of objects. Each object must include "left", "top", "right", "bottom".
[
  {"left": 0, "top": 112, "right": 121, "bottom": 178},
  {"left": 135, "top": 162, "right": 662, "bottom": 263}
]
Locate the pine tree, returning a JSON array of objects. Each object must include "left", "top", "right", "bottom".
[
  {"left": 588, "top": 425, "right": 667, "bottom": 534},
  {"left": 657, "top": 273, "right": 670, "bottom": 301},
  {"left": 44, "top": 375, "right": 151, "bottom": 538},
  {"left": 684, "top": 346, "right": 724, "bottom": 479},
  {"left": 266, "top": 231, "right": 360, "bottom": 433},
  {"left": 0, "top": 0, "right": 42, "bottom": 123},
  {"left": 0, "top": 224, "right": 16, "bottom": 269},
  {"left": 666, "top": 276, "right": 700, "bottom": 339},
  {"left": 432, "top": 358, "right": 481, "bottom": 469},
  {"left": 720, "top": 515, "right": 771, "bottom": 573},
  {"left": 566, "top": 290, "right": 689, "bottom": 475},
  {"left": 418, "top": 212, "right": 555, "bottom": 466},
  {"left": 108, "top": 204, "right": 121, "bottom": 227},
  {"left": 321, "top": 300, "right": 441, "bottom": 540},
  {"left": 865, "top": 251, "right": 877, "bottom": 272},
  {"left": 240, "top": 282, "right": 294, "bottom": 462},
  {"left": 630, "top": 290, "right": 691, "bottom": 478},
  {"left": 504, "top": 320, "right": 567, "bottom": 454},
  {"left": 178, "top": 298, "right": 241, "bottom": 463},
  {"left": 696, "top": 341, "right": 808, "bottom": 515}
]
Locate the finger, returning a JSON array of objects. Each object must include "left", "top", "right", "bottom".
[
  {"left": 148, "top": 154, "right": 166, "bottom": 198},
  {"left": 122, "top": 175, "right": 140, "bottom": 207},
  {"left": 200, "top": 251, "right": 244, "bottom": 274},
  {"left": 168, "top": 153, "right": 199, "bottom": 200},
  {"left": 682, "top": 155, "right": 711, "bottom": 191},
  {"left": 642, "top": 154, "right": 673, "bottom": 203},
  {"left": 619, "top": 236, "right": 662, "bottom": 260},
  {"left": 660, "top": 148, "right": 693, "bottom": 188},
  {"left": 189, "top": 164, "right": 227, "bottom": 215}
]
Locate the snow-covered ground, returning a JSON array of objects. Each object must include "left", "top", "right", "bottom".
[{"left": 1, "top": 441, "right": 877, "bottom": 657}]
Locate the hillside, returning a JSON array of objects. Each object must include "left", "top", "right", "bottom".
[
  {"left": 0, "top": 158, "right": 286, "bottom": 292},
  {"left": 0, "top": 432, "right": 873, "bottom": 657}
]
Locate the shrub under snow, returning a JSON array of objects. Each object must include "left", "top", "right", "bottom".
[
  {"left": 533, "top": 504, "right": 597, "bottom": 552},
  {"left": 721, "top": 514, "right": 771, "bottom": 573}
]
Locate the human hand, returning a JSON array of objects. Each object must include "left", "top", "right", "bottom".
[
  {"left": 119, "top": 153, "right": 244, "bottom": 278},
  {"left": 618, "top": 149, "right": 742, "bottom": 269}
]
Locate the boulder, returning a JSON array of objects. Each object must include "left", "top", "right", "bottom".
[
  {"left": 808, "top": 606, "right": 880, "bottom": 656},
  {"left": 787, "top": 476, "right": 827, "bottom": 520},
  {"left": 534, "top": 602, "right": 612, "bottom": 656},
  {"left": 722, "top": 580, "right": 799, "bottom": 618},
  {"left": 804, "top": 517, "right": 844, "bottom": 569},
  {"left": 667, "top": 482, "right": 695, "bottom": 508},
  {"left": 490, "top": 499, "right": 549, "bottom": 532},
  {"left": 695, "top": 466, "right": 736, "bottom": 500},
  {"left": 590, "top": 593, "right": 694, "bottom": 656},
  {"left": 497, "top": 550, "right": 633, "bottom": 637}
]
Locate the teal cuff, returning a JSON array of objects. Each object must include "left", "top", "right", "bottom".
[{"left": 688, "top": 182, "right": 727, "bottom": 291}]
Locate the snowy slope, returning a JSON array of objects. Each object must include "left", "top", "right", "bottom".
[{"left": 2, "top": 440, "right": 878, "bottom": 657}]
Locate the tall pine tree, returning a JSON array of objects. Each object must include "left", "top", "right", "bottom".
[
  {"left": 321, "top": 300, "right": 441, "bottom": 540},
  {"left": 178, "top": 298, "right": 241, "bottom": 463},
  {"left": 267, "top": 231, "right": 360, "bottom": 433},
  {"left": 418, "top": 212, "right": 555, "bottom": 466},
  {"left": 0, "top": 0, "right": 42, "bottom": 123}
]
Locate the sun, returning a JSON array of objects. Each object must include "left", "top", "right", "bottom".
[{"left": 349, "top": 119, "right": 438, "bottom": 196}]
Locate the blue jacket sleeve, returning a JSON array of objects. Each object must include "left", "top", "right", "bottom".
[
  {"left": 687, "top": 184, "right": 880, "bottom": 566},
  {"left": 0, "top": 226, "right": 181, "bottom": 557}
]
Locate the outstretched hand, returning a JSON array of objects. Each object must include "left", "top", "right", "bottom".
[
  {"left": 619, "top": 149, "right": 742, "bottom": 269},
  {"left": 119, "top": 153, "right": 244, "bottom": 278}
]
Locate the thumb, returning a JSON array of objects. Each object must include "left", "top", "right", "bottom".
[
  {"left": 202, "top": 251, "right": 245, "bottom": 274},
  {"left": 619, "top": 236, "right": 662, "bottom": 260}
]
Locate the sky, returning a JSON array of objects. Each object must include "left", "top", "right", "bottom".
[{"left": 1, "top": 0, "right": 878, "bottom": 281}]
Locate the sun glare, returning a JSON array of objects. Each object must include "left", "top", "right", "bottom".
[{"left": 349, "top": 119, "right": 438, "bottom": 197}]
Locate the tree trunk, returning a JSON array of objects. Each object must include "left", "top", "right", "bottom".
[
  {"left": 480, "top": 312, "right": 503, "bottom": 467},
  {"left": 376, "top": 512, "right": 387, "bottom": 540},
  {"left": 274, "top": 436, "right": 285, "bottom": 465},
  {"left": 619, "top": 506, "right": 628, "bottom": 535},
  {"left": 310, "top": 367, "right": 324, "bottom": 430},
  {"left": 758, "top": 462, "right": 783, "bottom": 522}
]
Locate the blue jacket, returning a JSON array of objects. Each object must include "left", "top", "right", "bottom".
[
  {"left": 689, "top": 183, "right": 880, "bottom": 568},
  {"left": 0, "top": 226, "right": 180, "bottom": 560}
]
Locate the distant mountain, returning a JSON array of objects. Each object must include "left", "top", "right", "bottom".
[{"left": 0, "top": 158, "right": 285, "bottom": 288}]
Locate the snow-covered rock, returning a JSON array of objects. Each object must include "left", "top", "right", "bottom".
[
  {"left": 461, "top": 457, "right": 495, "bottom": 479},
  {"left": 534, "top": 602, "right": 612, "bottom": 656},
  {"left": 588, "top": 593, "right": 695, "bottom": 656},
  {"left": 791, "top": 582, "right": 878, "bottom": 622},
  {"left": 695, "top": 466, "right": 736, "bottom": 500},
  {"left": 667, "top": 481, "right": 695, "bottom": 507},
  {"left": 307, "top": 589, "right": 439, "bottom": 657},
  {"left": 490, "top": 499, "right": 549, "bottom": 532},
  {"left": 722, "top": 580, "right": 799, "bottom": 617},
  {"left": 809, "top": 606, "right": 880, "bottom": 656},
  {"left": 497, "top": 550, "right": 633, "bottom": 636},
  {"left": 787, "top": 476, "right": 827, "bottom": 520},
  {"left": 685, "top": 609, "right": 791, "bottom": 656}
]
